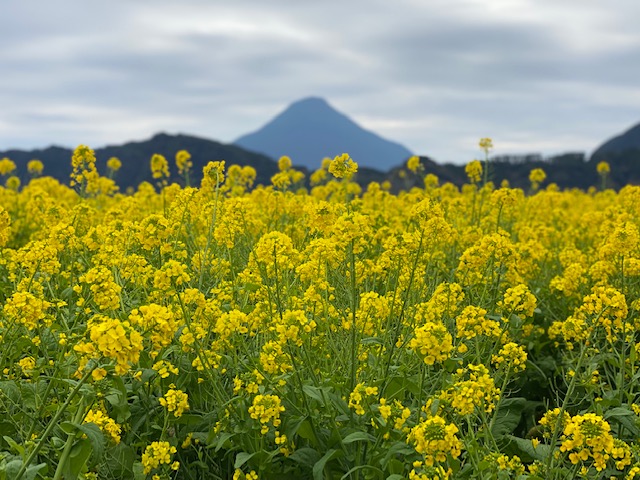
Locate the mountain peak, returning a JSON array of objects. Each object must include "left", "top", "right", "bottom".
[
  {"left": 234, "top": 97, "right": 412, "bottom": 170},
  {"left": 291, "top": 96, "right": 330, "bottom": 107}
]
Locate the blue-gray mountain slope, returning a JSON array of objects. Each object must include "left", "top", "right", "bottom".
[{"left": 233, "top": 97, "right": 413, "bottom": 171}]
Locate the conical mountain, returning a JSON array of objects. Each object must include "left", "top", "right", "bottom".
[{"left": 234, "top": 97, "right": 413, "bottom": 171}]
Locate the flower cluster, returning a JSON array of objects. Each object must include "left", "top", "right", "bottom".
[
  {"left": 409, "top": 322, "right": 453, "bottom": 365},
  {"left": 328, "top": 153, "right": 358, "bottom": 179},
  {"left": 84, "top": 409, "right": 122, "bottom": 444},
  {"left": 491, "top": 342, "right": 527, "bottom": 373},
  {"left": 348, "top": 383, "right": 378, "bottom": 416},
  {"left": 407, "top": 415, "right": 462, "bottom": 466},
  {"left": 159, "top": 387, "right": 190, "bottom": 418},
  {"left": 141, "top": 441, "right": 179, "bottom": 474},
  {"left": 248, "top": 394, "right": 285, "bottom": 434},
  {"left": 439, "top": 364, "right": 500, "bottom": 415}
]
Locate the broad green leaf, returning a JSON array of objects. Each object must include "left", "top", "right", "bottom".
[
  {"left": 507, "top": 435, "right": 554, "bottom": 462},
  {"left": 491, "top": 397, "right": 526, "bottom": 437},
  {"left": 61, "top": 438, "right": 92, "bottom": 479},
  {"left": 4, "top": 459, "right": 47, "bottom": 480},
  {"left": 60, "top": 422, "right": 106, "bottom": 463},
  {"left": 313, "top": 449, "right": 343, "bottom": 480},
  {"left": 104, "top": 443, "right": 136, "bottom": 478},
  {"left": 302, "top": 385, "right": 326, "bottom": 406},
  {"left": 234, "top": 452, "right": 256, "bottom": 470},
  {"left": 289, "top": 447, "right": 321, "bottom": 468},
  {"left": 342, "top": 432, "right": 375, "bottom": 444}
]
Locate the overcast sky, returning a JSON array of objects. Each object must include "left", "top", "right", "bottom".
[{"left": 2, "top": 0, "right": 640, "bottom": 164}]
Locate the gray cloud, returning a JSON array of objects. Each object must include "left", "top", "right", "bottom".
[{"left": 1, "top": 0, "right": 640, "bottom": 164}]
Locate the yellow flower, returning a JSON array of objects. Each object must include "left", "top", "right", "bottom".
[
  {"left": 27, "top": 159, "right": 44, "bottom": 175},
  {"left": 141, "top": 441, "right": 177, "bottom": 474},
  {"left": 529, "top": 168, "right": 546, "bottom": 185},
  {"left": 465, "top": 160, "right": 483, "bottom": 184},
  {"left": 491, "top": 342, "right": 528, "bottom": 372},
  {"left": 278, "top": 155, "right": 292, "bottom": 171},
  {"left": 479, "top": 137, "right": 493, "bottom": 153},
  {"left": 248, "top": 394, "right": 285, "bottom": 434},
  {"left": 159, "top": 388, "right": 190, "bottom": 417},
  {"left": 596, "top": 161, "right": 610, "bottom": 174},
  {"left": 328, "top": 153, "right": 358, "bottom": 179},
  {"left": 106, "top": 157, "right": 122, "bottom": 172},
  {"left": 407, "top": 155, "right": 421, "bottom": 173},
  {"left": 0, "top": 158, "right": 16, "bottom": 175},
  {"left": 439, "top": 364, "right": 500, "bottom": 415},
  {"left": 76, "top": 316, "right": 144, "bottom": 375},
  {"left": 348, "top": 383, "right": 378, "bottom": 416},
  {"left": 409, "top": 322, "right": 453, "bottom": 365},
  {"left": 152, "top": 360, "right": 179, "bottom": 378},
  {"left": 18, "top": 357, "right": 36, "bottom": 377},
  {"left": 150, "top": 153, "right": 169, "bottom": 180},
  {"left": 84, "top": 409, "right": 122, "bottom": 444},
  {"left": 407, "top": 415, "right": 462, "bottom": 466},
  {"left": 175, "top": 150, "right": 192, "bottom": 175},
  {"left": 70, "top": 145, "right": 100, "bottom": 193}
]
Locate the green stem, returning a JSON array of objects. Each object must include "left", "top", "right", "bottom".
[
  {"left": 16, "top": 366, "right": 94, "bottom": 480},
  {"left": 349, "top": 240, "right": 358, "bottom": 392},
  {"left": 52, "top": 398, "right": 87, "bottom": 480},
  {"left": 545, "top": 344, "right": 587, "bottom": 475}
]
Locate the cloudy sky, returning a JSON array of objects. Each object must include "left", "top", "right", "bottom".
[{"left": 2, "top": 0, "right": 640, "bottom": 164}]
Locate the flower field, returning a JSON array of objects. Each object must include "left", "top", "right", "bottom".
[{"left": 0, "top": 143, "right": 639, "bottom": 480}]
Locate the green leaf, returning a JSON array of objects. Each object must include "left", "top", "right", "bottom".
[
  {"left": 207, "top": 431, "right": 235, "bottom": 452},
  {"left": 3, "top": 436, "right": 24, "bottom": 456},
  {"left": 342, "top": 432, "right": 375, "bottom": 444},
  {"left": 4, "top": 459, "right": 47, "bottom": 480},
  {"left": 313, "top": 449, "right": 343, "bottom": 480},
  {"left": 294, "top": 419, "right": 317, "bottom": 445},
  {"left": 302, "top": 385, "right": 326, "bottom": 406},
  {"left": 173, "top": 413, "right": 202, "bottom": 426},
  {"left": 132, "top": 461, "right": 146, "bottom": 480},
  {"left": 386, "top": 475, "right": 405, "bottom": 480},
  {"left": 604, "top": 406, "right": 640, "bottom": 436},
  {"left": 105, "top": 377, "right": 131, "bottom": 423},
  {"left": 61, "top": 438, "right": 92, "bottom": 479},
  {"left": 386, "top": 459, "right": 405, "bottom": 475},
  {"left": 0, "top": 382, "right": 20, "bottom": 404},
  {"left": 234, "top": 452, "right": 256, "bottom": 470},
  {"left": 289, "top": 447, "right": 321, "bottom": 468},
  {"left": 383, "top": 441, "right": 414, "bottom": 464},
  {"left": 104, "top": 443, "right": 136, "bottom": 478},
  {"left": 491, "top": 397, "right": 526, "bottom": 437},
  {"left": 507, "top": 435, "right": 554, "bottom": 462},
  {"left": 60, "top": 422, "right": 105, "bottom": 463},
  {"left": 384, "top": 375, "right": 419, "bottom": 400},
  {"left": 604, "top": 406, "right": 635, "bottom": 419}
]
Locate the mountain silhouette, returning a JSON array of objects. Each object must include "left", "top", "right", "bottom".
[
  {"left": 0, "top": 133, "right": 280, "bottom": 191},
  {"left": 234, "top": 97, "right": 413, "bottom": 171},
  {"left": 591, "top": 121, "right": 640, "bottom": 160},
  {"left": 589, "top": 122, "right": 640, "bottom": 186}
]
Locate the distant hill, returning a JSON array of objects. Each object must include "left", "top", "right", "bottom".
[
  {"left": 234, "top": 97, "right": 413, "bottom": 171},
  {"left": 590, "top": 122, "right": 640, "bottom": 187},
  {"left": 592, "top": 122, "right": 640, "bottom": 159},
  {"left": 0, "top": 133, "right": 281, "bottom": 191}
]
